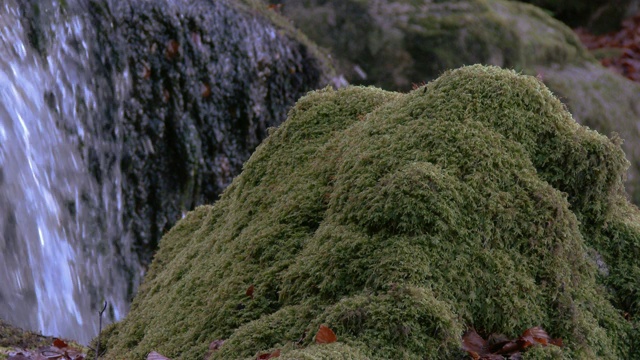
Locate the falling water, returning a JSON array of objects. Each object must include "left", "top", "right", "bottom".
[{"left": 0, "top": 0, "right": 134, "bottom": 344}]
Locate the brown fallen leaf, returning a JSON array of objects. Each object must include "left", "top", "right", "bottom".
[
  {"left": 461, "top": 326, "right": 562, "bottom": 359},
  {"left": 479, "top": 354, "right": 505, "bottom": 360},
  {"left": 52, "top": 339, "right": 68, "bottom": 349},
  {"left": 315, "top": 324, "right": 337, "bottom": 344},
  {"left": 246, "top": 285, "right": 255, "bottom": 299},
  {"left": 520, "top": 326, "right": 550, "bottom": 347},
  {"left": 549, "top": 338, "right": 563, "bottom": 347},
  {"left": 165, "top": 40, "right": 180, "bottom": 60},
  {"left": 255, "top": 348, "right": 280, "bottom": 359},
  {"left": 461, "top": 329, "right": 487, "bottom": 355},
  {"left": 493, "top": 340, "right": 522, "bottom": 355}
]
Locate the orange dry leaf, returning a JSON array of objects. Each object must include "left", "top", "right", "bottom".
[
  {"left": 315, "top": 324, "right": 337, "bottom": 344},
  {"left": 246, "top": 284, "right": 255, "bottom": 299},
  {"left": 256, "top": 349, "right": 280, "bottom": 359},
  {"left": 520, "top": 326, "right": 550, "bottom": 347},
  {"left": 53, "top": 339, "right": 68, "bottom": 349},
  {"left": 550, "top": 338, "right": 563, "bottom": 347}
]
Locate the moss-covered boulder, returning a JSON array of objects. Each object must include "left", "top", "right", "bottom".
[
  {"left": 269, "top": 0, "right": 640, "bottom": 208},
  {"left": 537, "top": 63, "right": 640, "bottom": 204},
  {"left": 98, "top": 65, "right": 639, "bottom": 359}
]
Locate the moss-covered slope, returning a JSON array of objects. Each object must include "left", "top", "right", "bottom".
[{"left": 99, "top": 65, "right": 638, "bottom": 359}]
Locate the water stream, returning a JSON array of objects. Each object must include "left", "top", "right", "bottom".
[{"left": 0, "top": 0, "right": 134, "bottom": 344}]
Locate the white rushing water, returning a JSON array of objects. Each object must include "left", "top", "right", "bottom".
[{"left": 0, "top": 0, "right": 133, "bottom": 344}]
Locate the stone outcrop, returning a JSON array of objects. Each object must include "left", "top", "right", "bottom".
[{"left": 98, "top": 66, "right": 639, "bottom": 359}]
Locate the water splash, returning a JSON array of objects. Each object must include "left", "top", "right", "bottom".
[{"left": 0, "top": 0, "right": 133, "bottom": 344}]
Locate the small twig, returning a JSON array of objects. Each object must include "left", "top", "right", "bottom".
[{"left": 95, "top": 301, "right": 108, "bottom": 360}]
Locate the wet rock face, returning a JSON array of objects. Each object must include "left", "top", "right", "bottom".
[{"left": 80, "top": 0, "right": 331, "bottom": 267}]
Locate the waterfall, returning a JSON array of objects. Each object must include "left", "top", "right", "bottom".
[{"left": 0, "top": 0, "right": 135, "bottom": 344}]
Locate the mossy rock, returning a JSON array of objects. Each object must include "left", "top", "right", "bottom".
[
  {"left": 536, "top": 63, "right": 640, "bottom": 205},
  {"left": 0, "top": 319, "right": 52, "bottom": 350},
  {"left": 270, "top": 0, "right": 640, "bottom": 209},
  {"left": 98, "top": 65, "right": 638, "bottom": 359}
]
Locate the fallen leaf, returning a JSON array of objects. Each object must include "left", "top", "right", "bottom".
[
  {"left": 256, "top": 348, "right": 280, "bottom": 359},
  {"left": 53, "top": 339, "right": 68, "bottom": 349},
  {"left": 201, "top": 83, "right": 211, "bottom": 98},
  {"left": 520, "top": 326, "right": 550, "bottom": 347},
  {"left": 461, "top": 329, "right": 487, "bottom": 355},
  {"left": 246, "top": 284, "right": 255, "bottom": 299},
  {"left": 461, "top": 326, "right": 561, "bottom": 359},
  {"left": 493, "top": 340, "right": 522, "bottom": 355},
  {"left": 467, "top": 350, "right": 480, "bottom": 360},
  {"left": 549, "top": 338, "right": 563, "bottom": 347},
  {"left": 165, "top": 40, "right": 180, "bottom": 60},
  {"left": 315, "top": 324, "right": 337, "bottom": 344}
]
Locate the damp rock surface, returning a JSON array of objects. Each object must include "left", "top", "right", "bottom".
[
  {"left": 88, "top": 0, "right": 336, "bottom": 267},
  {"left": 98, "top": 65, "right": 639, "bottom": 359}
]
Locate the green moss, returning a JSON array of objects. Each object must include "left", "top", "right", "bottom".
[
  {"left": 270, "top": 0, "right": 640, "bottom": 210},
  {"left": 535, "top": 62, "right": 640, "bottom": 205},
  {"left": 487, "top": 1, "right": 592, "bottom": 66},
  {"left": 0, "top": 319, "right": 52, "bottom": 349},
  {"left": 99, "top": 65, "right": 637, "bottom": 359}
]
